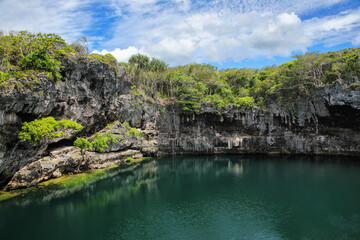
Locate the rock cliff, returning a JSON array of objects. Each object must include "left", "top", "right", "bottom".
[
  {"left": 1, "top": 58, "right": 359, "bottom": 189},
  {"left": 156, "top": 79, "right": 360, "bottom": 156}
]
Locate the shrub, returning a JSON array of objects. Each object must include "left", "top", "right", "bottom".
[
  {"left": 126, "top": 157, "right": 134, "bottom": 165},
  {"left": 90, "top": 132, "right": 109, "bottom": 153},
  {"left": 74, "top": 137, "right": 92, "bottom": 151},
  {"left": 19, "top": 117, "right": 83, "bottom": 143},
  {"left": 0, "top": 31, "right": 75, "bottom": 86},
  {"left": 235, "top": 96, "right": 255, "bottom": 109}
]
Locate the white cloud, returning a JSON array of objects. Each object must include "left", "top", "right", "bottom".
[
  {"left": 303, "top": 8, "right": 360, "bottom": 47},
  {"left": 109, "top": 0, "right": 348, "bottom": 16},
  {"left": 92, "top": 46, "right": 143, "bottom": 62},
  {"left": 97, "top": 2, "right": 360, "bottom": 65},
  {"left": 0, "top": 0, "right": 92, "bottom": 42},
  {"left": 101, "top": 10, "right": 311, "bottom": 65},
  {"left": 1, "top": 0, "right": 359, "bottom": 66}
]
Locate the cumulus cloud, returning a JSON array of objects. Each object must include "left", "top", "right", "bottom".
[
  {"left": 101, "top": 9, "right": 311, "bottom": 65},
  {"left": 98, "top": 0, "right": 359, "bottom": 65},
  {"left": 92, "top": 46, "right": 143, "bottom": 62}
]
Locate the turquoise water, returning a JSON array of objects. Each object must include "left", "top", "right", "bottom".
[{"left": 0, "top": 155, "right": 360, "bottom": 240}]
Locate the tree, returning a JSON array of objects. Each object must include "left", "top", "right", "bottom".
[
  {"left": 149, "top": 58, "right": 167, "bottom": 72},
  {"left": 70, "top": 36, "right": 88, "bottom": 57},
  {"left": 90, "top": 132, "right": 109, "bottom": 153},
  {"left": 74, "top": 137, "right": 92, "bottom": 170},
  {"left": 128, "top": 53, "right": 150, "bottom": 69}
]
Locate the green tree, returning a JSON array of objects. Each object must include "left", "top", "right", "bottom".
[
  {"left": 90, "top": 132, "right": 109, "bottom": 153},
  {"left": 149, "top": 58, "right": 167, "bottom": 72},
  {"left": 74, "top": 137, "right": 92, "bottom": 168},
  {"left": 128, "top": 54, "right": 150, "bottom": 69}
]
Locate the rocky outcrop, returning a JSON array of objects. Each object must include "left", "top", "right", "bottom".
[
  {"left": 0, "top": 59, "right": 127, "bottom": 177},
  {"left": 5, "top": 146, "right": 143, "bottom": 190},
  {"left": 0, "top": 58, "right": 160, "bottom": 185}
]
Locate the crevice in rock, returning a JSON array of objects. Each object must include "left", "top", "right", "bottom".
[
  {"left": 17, "top": 111, "right": 38, "bottom": 123},
  {"left": 319, "top": 104, "right": 360, "bottom": 131},
  {"left": 46, "top": 139, "right": 75, "bottom": 152}
]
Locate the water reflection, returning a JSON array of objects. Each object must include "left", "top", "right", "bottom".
[{"left": 0, "top": 155, "right": 359, "bottom": 240}]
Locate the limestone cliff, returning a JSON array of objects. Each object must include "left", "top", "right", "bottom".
[
  {"left": 0, "top": 58, "right": 157, "bottom": 187},
  {"left": 1, "top": 57, "right": 359, "bottom": 189},
  {"left": 156, "top": 78, "right": 360, "bottom": 156}
]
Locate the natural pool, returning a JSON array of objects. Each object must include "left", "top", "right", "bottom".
[{"left": 0, "top": 155, "right": 360, "bottom": 240}]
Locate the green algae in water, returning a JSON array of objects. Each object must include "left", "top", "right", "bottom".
[
  {"left": 0, "top": 157, "right": 152, "bottom": 202},
  {"left": 0, "top": 188, "right": 30, "bottom": 202}
]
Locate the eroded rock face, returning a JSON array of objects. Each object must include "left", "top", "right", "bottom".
[
  {"left": 0, "top": 58, "right": 132, "bottom": 182},
  {"left": 155, "top": 79, "right": 360, "bottom": 157}
]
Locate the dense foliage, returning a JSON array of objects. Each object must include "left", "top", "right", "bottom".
[
  {"left": 0, "top": 31, "right": 77, "bottom": 89},
  {"left": 125, "top": 48, "right": 360, "bottom": 112},
  {"left": 1, "top": 31, "right": 359, "bottom": 114},
  {"left": 19, "top": 117, "right": 83, "bottom": 143},
  {"left": 128, "top": 54, "right": 167, "bottom": 72}
]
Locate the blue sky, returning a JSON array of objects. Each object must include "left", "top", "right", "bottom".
[{"left": 0, "top": 0, "right": 360, "bottom": 69}]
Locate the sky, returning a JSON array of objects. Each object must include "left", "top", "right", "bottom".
[{"left": 0, "top": 0, "right": 360, "bottom": 69}]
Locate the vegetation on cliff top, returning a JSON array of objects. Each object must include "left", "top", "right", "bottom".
[
  {"left": 1, "top": 31, "right": 359, "bottom": 113},
  {"left": 125, "top": 48, "right": 360, "bottom": 112},
  {"left": 0, "top": 31, "right": 119, "bottom": 91},
  {"left": 0, "top": 31, "right": 78, "bottom": 89}
]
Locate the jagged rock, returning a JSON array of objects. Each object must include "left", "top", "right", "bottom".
[
  {"left": 154, "top": 80, "right": 360, "bottom": 156},
  {"left": 0, "top": 58, "right": 132, "bottom": 179},
  {"left": 141, "top": 140, "right": 158, "bottom": 155},
  {"left": 5, "top": 146, "right": 143, "bottom": 190}
]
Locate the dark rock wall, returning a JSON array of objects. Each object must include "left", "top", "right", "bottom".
[
  {"left": 155, "top": 80, "right": 360, "bottom": 157},
  {"left": 0, "top": 59, "right": 132, "bottom": 180}
]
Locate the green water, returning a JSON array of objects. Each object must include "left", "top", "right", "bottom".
[{"left": 0, "top": 155, "right": 360, "bottom": 240}]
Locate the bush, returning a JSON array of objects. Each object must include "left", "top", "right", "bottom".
[
  {"left": 19, "top": 117, "right": 83, "bottom": 143},
  {"left": 235, "top": 96, "right": 255, "bottom": 109},
  {"left": 90, "top": 133, "right": 109, "bottom": 153},
  {"left": 74, "top": 137, "right": 92, "bottom": 151},
  {"left": 89, "top": 53, "right": 118, "bottom": 70},
  {"left": 0, "top": 31, "right": 76, "bottom": 86}
]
